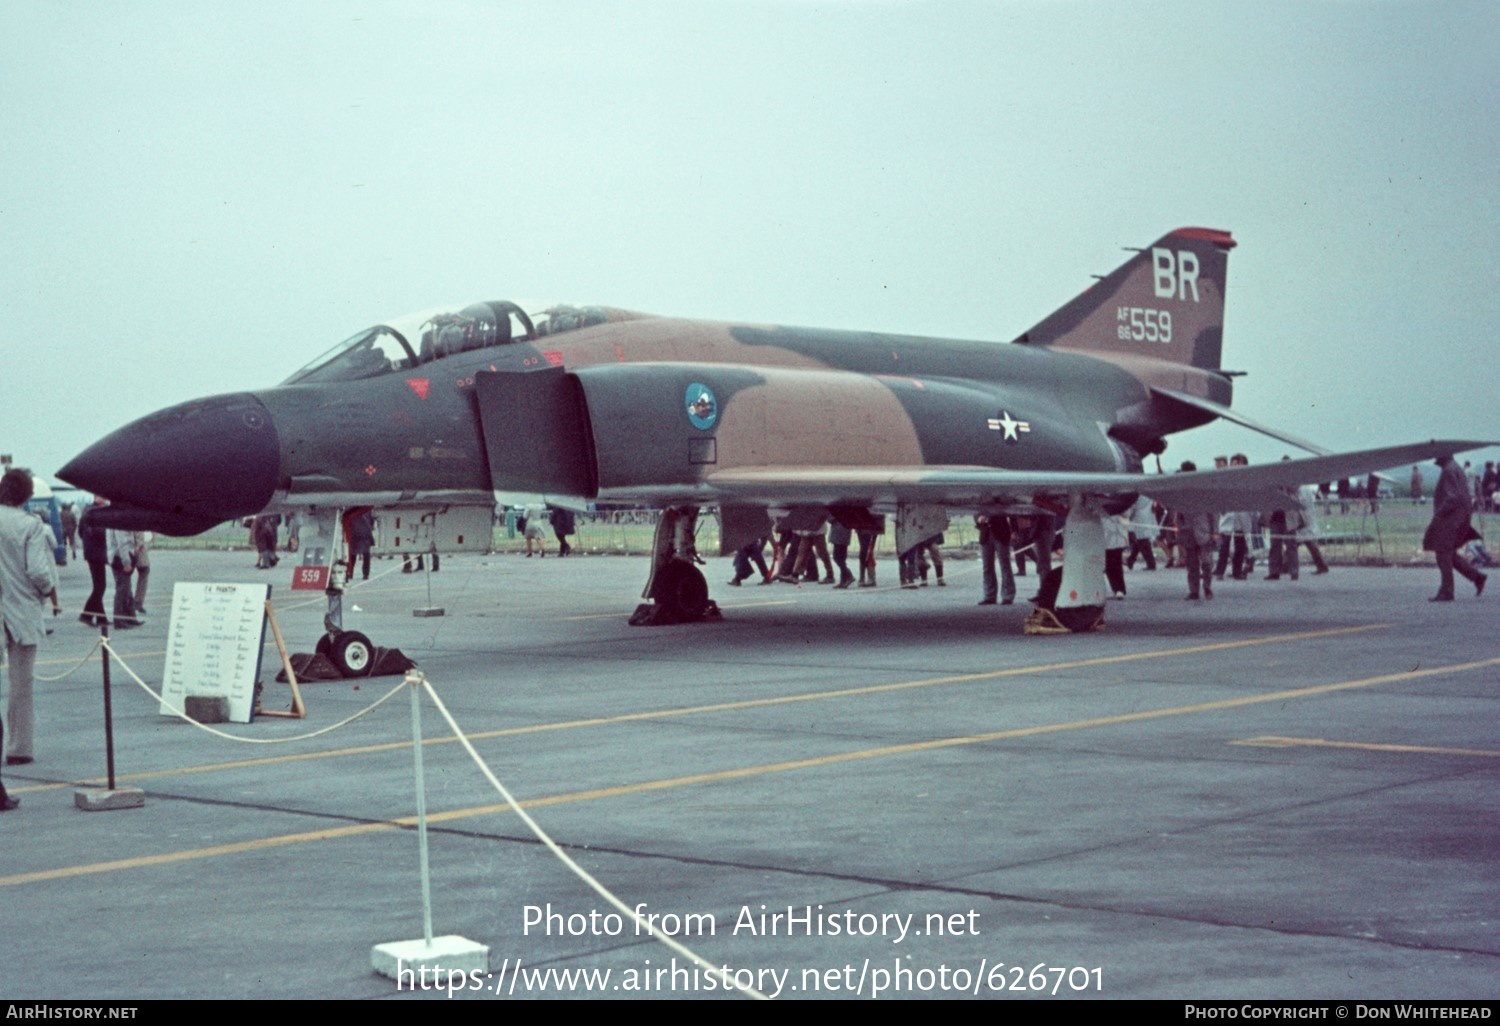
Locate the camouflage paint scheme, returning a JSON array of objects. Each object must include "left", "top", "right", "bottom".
[{"left": 59, "top": 228, "right": 1488, "bottom": 628}]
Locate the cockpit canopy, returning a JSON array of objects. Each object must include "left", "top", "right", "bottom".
[{"left": 282, "top": 301, "right": 646, "bottom": 385}]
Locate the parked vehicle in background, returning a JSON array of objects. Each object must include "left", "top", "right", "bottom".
[{"left": 24, "top": 476, "right": 67, "bottom": 565}]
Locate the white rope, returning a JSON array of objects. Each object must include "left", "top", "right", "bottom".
[
  {"left": 91, "top": 641, "right": 765, "bottom": 997},
  {"left": 275, "top": 559, "right": 408, "bottom": 612},
  {"left": 34, "top": 637, "right": 103, "bottom": 682},
  {"left": 99, "top": 638, "right": 408, "bottom": 743},
  {"left": 416, "top": 674, "right": 768, "bottom": 1001}
]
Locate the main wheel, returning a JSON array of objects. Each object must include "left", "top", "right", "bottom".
[
  {"left": 1052, "top": 604, "right": 1104, "bottom": 633},
  {"left": 653, "top": 560, "right": 710, "bottom": 621},
  {"left": 329, "top": 630, "right": 374, "bottom": 677}
]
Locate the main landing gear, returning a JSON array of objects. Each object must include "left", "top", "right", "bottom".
[
  {"left": 630, "top": 505, "right": 721, "bottom": 626},
  {"left": 1025, "top": 498, "right": 1107, "bottom": 634}
]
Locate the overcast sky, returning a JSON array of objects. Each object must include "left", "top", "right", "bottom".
[{"left": 4, "top": 0, "right": 1497, "bottom": 486}]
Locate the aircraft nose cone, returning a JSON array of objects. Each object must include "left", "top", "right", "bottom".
[{"left": 58, "top": 392, "right": 281, "bottom": 530}]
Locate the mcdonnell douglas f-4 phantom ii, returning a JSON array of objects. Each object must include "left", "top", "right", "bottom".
[{"left": 59, "top": 227, "right": 1489, "bottom": 666}]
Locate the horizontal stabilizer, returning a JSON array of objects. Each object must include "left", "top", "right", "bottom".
[
  {"left": 1139, "top": 439, "right": 1495, "bottom": 511},
  {"left": 1152, "top": 387, "right": 1330, "bottom": 455}
]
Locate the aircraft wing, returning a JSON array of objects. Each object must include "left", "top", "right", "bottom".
[{"left": 704, "top": 439, "right": 1493, "bottom": 513}]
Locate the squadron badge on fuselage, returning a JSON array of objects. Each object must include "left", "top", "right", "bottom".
[{"left": 685, "top": 383, "right": 718, "bottom": 430}]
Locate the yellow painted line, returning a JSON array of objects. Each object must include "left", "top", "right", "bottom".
[
  {"left": 1232, "top": 736, "right": 1500, "bottom": 758},
  {"left": 13, "top": 623, "right": 1391, "bottom": 796},
  {"left": 345, "top": 584, "right": 434, "bottom": 595},
  {"left": 708, "top": 599, "right": 803, "bottom": 610},
  {"left": 10, "top": 739, "right": 428, "bottom": 794},
  {"left": 562, "top": 609, "right": 652, "bottom": 621},
  {"left": 0, "top": 822, "right": 404, "bottom": 886},
  {"left": 563, "top": 599, "right": 800, "bottom": 621},
  {"left": 7, "top": 649, "right": 1496, "bottom": 889},
  {"left": 557, "top": 573, "right": 981, "bottom": 619},
  {"left": 34, "top": 648, "right": 164, "bottom": 668}
]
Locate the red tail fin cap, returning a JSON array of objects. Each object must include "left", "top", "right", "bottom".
[{"left": 1171, "top": 227, "right": 1236, "bottom": 249}]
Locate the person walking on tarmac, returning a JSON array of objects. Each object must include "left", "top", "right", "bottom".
[
  {"left": 79, "top": 499, "right": 110, "bottom": 626},
  {"left": 0, "top": 469, "right": 60, "bottom": 777},
  {"left": 1424, "top": 454, "right": 1487, "bottom": 602},
  {"left": 1169, "top": 461, "right": 1217, "bottom": 600},
  {"left": 549, "top": 506, "right": 576, "bottom": 557},
  {"left": 345, "top": 509, "right": 375, "bottom": 581}
]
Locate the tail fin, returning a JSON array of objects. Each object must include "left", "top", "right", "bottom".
[{"left": 1014, "top": 227, "right": 1235, "bottom": 370}]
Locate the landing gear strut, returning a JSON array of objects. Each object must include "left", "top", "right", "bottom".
[
  {"left": 297, "top": 508, "right": 384, "bottom": 675},
  {"left": 630, "top": 505, "right": 721, "bottom": 626},
  {"left": 1025, "top": 498, "right": 1107, "bottom": 634}
]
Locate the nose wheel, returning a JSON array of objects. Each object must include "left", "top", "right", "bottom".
[{"left": 316, "top": 629, "right": 374, "bottom": 677}]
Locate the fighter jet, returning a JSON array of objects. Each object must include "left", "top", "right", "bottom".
[{"left": 59, "top": 227, "right": 1487, "bottom": 667}]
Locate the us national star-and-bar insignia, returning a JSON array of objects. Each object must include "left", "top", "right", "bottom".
[{"left": 987, "top": 410, "right": 1031, "bottom": 442}]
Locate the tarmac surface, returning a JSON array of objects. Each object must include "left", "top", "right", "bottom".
[{"left": 2, "top": 547, "right": 1497, "bottom": 1001}]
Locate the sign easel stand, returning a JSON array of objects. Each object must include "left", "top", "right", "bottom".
[{"left": 256, "top": 600, "right": 306, "bottom": 719}]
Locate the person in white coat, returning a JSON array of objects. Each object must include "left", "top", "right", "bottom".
[
  {"left": 0, "top": 469, "right": 61, "bottom": 782},
  {"left": 1124, "top": 494, "right": 1158, "bottom": 571},
  {"left": 1290, "top": 483, "right": 1330, "bottom": 577},
  {"left": 1103, "top": 510, "right": 1129, "bottom": 598}
]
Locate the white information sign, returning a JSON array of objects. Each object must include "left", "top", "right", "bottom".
[{"left": 160, "top": 582, "right": 272, "bottom": 724}]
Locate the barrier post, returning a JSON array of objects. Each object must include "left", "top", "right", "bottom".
[
  {"left": 370, "top": 671, "right": 487, "bottom": 982},
  {"left": 410, "top": 673, "right": 434, "bottom": 946},
  {"left": 74, "top": 625, "right": 145, "bottom": 811},
  {"left": 102, "top": 623, "right": 115, "bottom": 790}
]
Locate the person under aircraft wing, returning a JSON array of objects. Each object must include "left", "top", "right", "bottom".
[{"left": 702, "top": 439, "right": 1495, "bottom": 513}]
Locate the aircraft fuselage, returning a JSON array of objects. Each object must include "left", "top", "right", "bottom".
[
  {"left": 70, "top": 317, "right": 1221, "bottom": 534},
  {"left": 60, "top": 230, "right": 1237, "bottom": 533}
]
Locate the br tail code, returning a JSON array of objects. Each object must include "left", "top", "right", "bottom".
[{"left": 1153, "top": 247, "right": 1201, "bottom": 301}]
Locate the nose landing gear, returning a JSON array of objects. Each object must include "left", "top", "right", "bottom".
[{"left": 315, "top": 629, "right": 375, "bottom": 677}]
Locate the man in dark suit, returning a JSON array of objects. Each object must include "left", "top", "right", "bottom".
[
  {"left": 975, "top": 514, "right": 1015, "bottom": 605},
  {"left": 1171, "top": 461, "right": 1218, "bottom": 600},
  {"left": 1424, "top": 455, "right": 1487, "bottom": 602}
]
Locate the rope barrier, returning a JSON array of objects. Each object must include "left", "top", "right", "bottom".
[
  {"left": 98, "top": 638, "right": 408, "bottom": 743},
  {"left": 416, "top": 673, "right": 768, "bottom": 1001},
  {"left": 87, "top": 636, "right": 767, "bottom": 998},
  {"left": 34, "top": 637, "right": 103, "bottom": 682}
]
